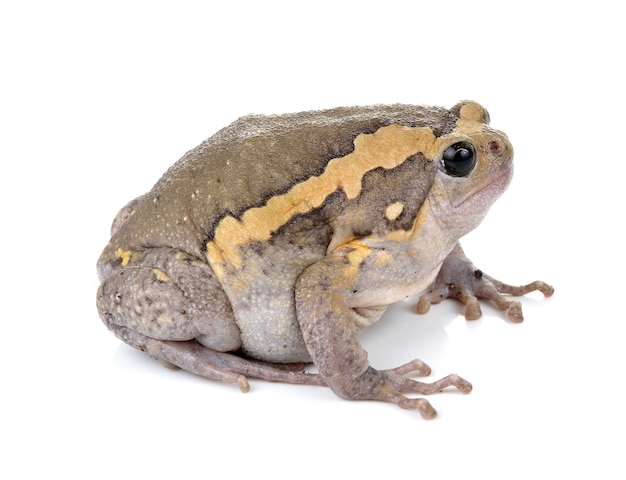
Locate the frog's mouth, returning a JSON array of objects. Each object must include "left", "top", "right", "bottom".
[{"left": 454, "top": 165, "right": 513, "bottom": 210}]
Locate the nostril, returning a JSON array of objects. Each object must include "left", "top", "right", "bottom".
[{"left": 489, "top": 141, "right": 501, "bottom": 153}]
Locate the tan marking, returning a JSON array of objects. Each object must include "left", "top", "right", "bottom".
[
  {"left": 347, "top": 241, "right": 370, "bottom": 264},
  {"left": 115, "top": 248, "right": 133, "bottom": 267},
  {"left": 459, "top": 101, "right": 486, "bottom": 123},
  {"left": 374, "top": 250, "right": 393, "bottom": 266},
  {"left": 153, "top": 268, "right": 171, "bottom": 282},
  {"left": 206, "top": 242, "right": 227, "bottom": 279},
  {"left": 385, "top": 198, "right": 434, "bottom": 245},
  {"left": 410, "top": 198, "right": 433, "bottom": 235},
  {"left": 385, "top": 229, "right": 412, "bottom": 243},
  {"left": 207, "top": 124, "right": 437, "bottom": 272},
  {"left": 385, "top": 202, "right": 404, "bottom": 221},
  {"left": 342, "top": 241, "right": 372, "bottom": 283}
]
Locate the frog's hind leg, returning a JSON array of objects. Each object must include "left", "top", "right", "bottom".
[
  {"left": 153, "top": 340, "right": 327, "bottom": 390},
  {"left": 97, "top": 246, "right": 326, "bottom": 391},
  {"left": 108, "top": 323, "right": 326, "bottom": 392}
]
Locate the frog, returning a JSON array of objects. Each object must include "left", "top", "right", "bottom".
[{"left": 96, "top": 100, "right": 553, "bottom": 419}]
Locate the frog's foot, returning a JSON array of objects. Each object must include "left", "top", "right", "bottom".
[
  {"left": 417, "top": 244, "right": 554, "bottom": 322},
  {"left": 393, "top": 374, "right": 473, "bottom": 419},
  {"left": 109, "top": 324, "right": 325, "bottom": 392},
  {"left": 385, "top": 358, "right": 432, "bottom": 377},
  {"left": 148, "top": 340, "right": 327, "bottom": 392},
  {"left": 341, "top": 365, "right": 472, "bottom": 420}
]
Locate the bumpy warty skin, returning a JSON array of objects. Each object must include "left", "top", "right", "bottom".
[{"left": 96, "top": 101, "right": 553, "bottom": 418}]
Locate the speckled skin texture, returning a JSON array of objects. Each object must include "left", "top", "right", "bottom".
[{"left": 96, "top": 101, "right": 553, "bottom": 418}]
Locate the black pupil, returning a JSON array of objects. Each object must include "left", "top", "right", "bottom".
[
  {"left": 456, "top": 149, "right": 471, "bottom": 161},
  {"left": 441, "top": 142, "right": 476, "bottom": 177}
]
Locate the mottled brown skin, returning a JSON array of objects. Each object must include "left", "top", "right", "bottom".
[{"left": 97, "top": 101, "right": 553, "bottom": 419}]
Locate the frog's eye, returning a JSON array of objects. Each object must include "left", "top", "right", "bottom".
[{"left": 440, "top": 142, "right": 476, "bottom": 177}]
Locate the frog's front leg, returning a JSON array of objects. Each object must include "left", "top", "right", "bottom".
[
  {"left": 417, "top": 243, "right": 554, "bottom": 322},
  {"left": 295, "top": 243, "right": 472, "bottom": 419}
]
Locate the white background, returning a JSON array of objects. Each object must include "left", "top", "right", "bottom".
[{"left": 1, "top": 1, "right": 624, "bottom": 478}]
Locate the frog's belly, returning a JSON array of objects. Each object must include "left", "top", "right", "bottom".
[
  {"left": 229, "top": 279, "right": 311, "bottom": 363},
  {"left": 206, "top": 223, "right": 333, "bottom": 363},
  {"left": 215, "top": 252, "right": 318, "bottom": 363}
]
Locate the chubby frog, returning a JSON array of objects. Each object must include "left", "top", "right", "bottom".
[{"left": 96, "top": 101, "right": 553, "bottom": 419}]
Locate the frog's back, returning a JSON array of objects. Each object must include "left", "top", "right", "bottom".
[{"left": 101, "top": 104, "right": 457, "bottom": 268}]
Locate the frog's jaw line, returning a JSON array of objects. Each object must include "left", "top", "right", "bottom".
[
  {"left": 454, "top": 165, "right": 513, "bottom": 211},
  {"left": 425, "top": 164, "right": 513, "bottom": 241}
]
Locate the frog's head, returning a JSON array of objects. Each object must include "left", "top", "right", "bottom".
[{"left": 426, "top": 101, "right": 514, "bottom": 236}]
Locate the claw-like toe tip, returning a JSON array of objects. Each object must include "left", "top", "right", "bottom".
[
  {"left": 507, "top": 302, "right": 524, "bottom": 323},
  {"left": 398, "top": 397, "right": 437, "bottom": 419},
  {"left": 464, "top": 300, "right": 482, "bottom": 321},
  {"left": 416, "top": 297, "right": 431, "bottom": 314},
  {"left": 448, "top": 374, "right": 472, "bottom": 394},
  {"left": 417, "top": 399, "right": 437, "bottom": 420},
  {"left": 238, "top": 377, "right": 251, "bottom": 393},
  {"left": 409, "top": 358, "right": 432, "bottom": 377},
  {"left": 459, "top": 379, "right": 473, "bottom": 394}
]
